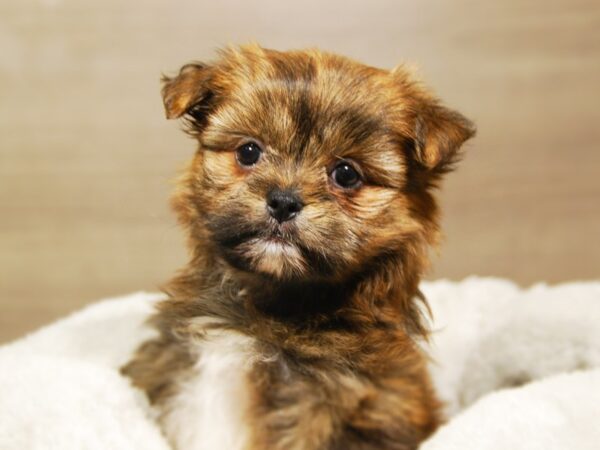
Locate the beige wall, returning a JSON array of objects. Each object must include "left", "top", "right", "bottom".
[{"left": 1, "top": 0, "right": 599, "bottom": 343}]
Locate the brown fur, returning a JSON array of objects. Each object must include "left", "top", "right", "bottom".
[{"left": 122, "top": 44, "right": 475, "bottom": 450}]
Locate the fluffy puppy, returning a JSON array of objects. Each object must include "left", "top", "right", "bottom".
[{"left": 122, "top": 44, "right": 475, "bottom": 450}]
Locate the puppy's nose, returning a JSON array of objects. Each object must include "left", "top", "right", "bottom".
[{"left": 266, "top": 189, "right": 303, "bottom": 223}]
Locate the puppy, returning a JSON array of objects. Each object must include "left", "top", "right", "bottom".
[{"left": 122, "top": 44, "right": 474, "bottom": 450}]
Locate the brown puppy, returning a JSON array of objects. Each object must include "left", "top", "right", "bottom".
[{"left": 122, "top": 44, "right": 474, "bottom": 450}]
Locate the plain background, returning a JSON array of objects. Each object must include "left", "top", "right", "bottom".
[{"left": 1, "top": 0, "right": 599, "bottom": 343}]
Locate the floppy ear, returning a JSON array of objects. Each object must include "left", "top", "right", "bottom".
[
  {"left": 412, "top": 99, "right": 476, "bottom": 171},
  {"left": 161, "top": 63, "right": 214, "bottom": 122}
]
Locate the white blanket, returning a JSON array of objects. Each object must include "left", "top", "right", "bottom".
[{"left": 1, "top": 277, "right": 599, "bottom": 449}]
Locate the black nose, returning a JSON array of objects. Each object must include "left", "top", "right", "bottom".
[{"left": 267, "top": 189, "right": 303, "bottom": 223}]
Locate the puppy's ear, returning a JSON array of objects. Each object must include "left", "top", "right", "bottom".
[
  {"left": 412, "top": 100, "right": 476, "bottom": 171},
  {"left": 161, "top": 63, "right": 214, "bottom": 122}
]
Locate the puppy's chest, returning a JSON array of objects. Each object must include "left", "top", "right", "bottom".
[
  {"left": 161, "top": 329, "right": 257, "bottom": 450},
  {"left": 159, "top": 327, "right": 367, "bottom": 450}
]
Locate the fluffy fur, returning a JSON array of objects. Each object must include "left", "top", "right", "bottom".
[
  {"left": 122, "top": 44, "right": 475, "bottom": 450},
  {"left": 162, "top": 327, "right": 254, "bottom": 450}
]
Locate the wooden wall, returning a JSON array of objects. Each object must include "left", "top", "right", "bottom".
[{"left": 1, "top": 0, "right": 599, "bottom": 342}]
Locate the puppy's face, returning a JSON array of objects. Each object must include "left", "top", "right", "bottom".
[{"left": 164, "top": 46, "right": 474, "bottom": 282}]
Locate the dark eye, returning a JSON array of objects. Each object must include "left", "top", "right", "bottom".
[
  {"left": 331, "top": 162, "right": 361, "bottom": 189},
  {"left": 236, "top": 142, "right": 262, "bottom": 166}
]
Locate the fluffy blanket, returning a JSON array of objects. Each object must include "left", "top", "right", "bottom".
[{"left": 0, "top": 277, "right": 599, "bottom": 449}]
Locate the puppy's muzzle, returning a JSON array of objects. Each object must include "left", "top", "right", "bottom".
[{"left": 266, "top": 188, "right": 303, "bottom": 223}]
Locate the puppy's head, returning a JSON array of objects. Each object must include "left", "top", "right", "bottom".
[{"left": 165, "top": 45, "right": 474, "bottom": 283}]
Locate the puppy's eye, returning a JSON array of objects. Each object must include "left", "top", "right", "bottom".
[
  {"left": 331, "top": 161, "right": 362, "bottom": 189},
  {"left": 236, "top": 142, "right": 262, "bottom": 166}
]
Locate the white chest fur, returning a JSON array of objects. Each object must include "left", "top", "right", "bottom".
[{"left": 162, "top": 329, "right": 255, "bottom": 450}]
